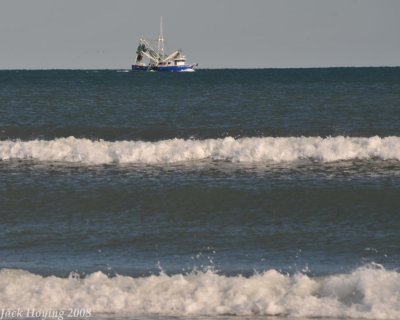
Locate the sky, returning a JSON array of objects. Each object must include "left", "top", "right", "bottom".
[{"left": 0, "top": 0, "right": 399, "bottom": 69}]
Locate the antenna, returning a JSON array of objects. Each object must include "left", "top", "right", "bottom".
[{"left": 158, "top": 16, "right": 164, "bottom": 59}]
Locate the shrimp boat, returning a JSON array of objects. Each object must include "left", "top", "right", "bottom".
[{"left": 132, "top": 18, "right": 197, "bottom": 72}]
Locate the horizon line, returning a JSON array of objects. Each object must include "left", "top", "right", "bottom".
[{"left": 1, "top": 65, "right": 400, "bottom": 71}]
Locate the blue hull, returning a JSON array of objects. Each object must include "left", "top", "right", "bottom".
[
  {"left": 132, "top": 65, "right": 195, "bottom": 72},
  {"left": 131, "top": 65, "right": 151, "bottom": 72},
  {"left": 153, "top": 65, "right": 195, "bottom": 72}
]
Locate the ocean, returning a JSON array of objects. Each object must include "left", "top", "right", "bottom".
[{"left": 0, "top": 68, "right": 400, "bottom": 319}]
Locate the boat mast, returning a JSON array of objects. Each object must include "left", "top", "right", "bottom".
[{"left": 157, "top": 16, "right": 164, "bottom": 60}]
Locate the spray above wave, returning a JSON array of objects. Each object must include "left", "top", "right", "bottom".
[
  {"left": 1, "top": 136, "right": 400, "bottom": 165},
  {"left": 0, "top": 265, "right": 399, "bottom": 318}
]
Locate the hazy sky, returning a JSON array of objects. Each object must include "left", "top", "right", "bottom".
[{"left": 1, "top": 0, "right": 399, "bottom": 69}]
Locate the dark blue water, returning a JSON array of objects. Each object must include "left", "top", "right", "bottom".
[{"left": 0, "top": 68, "right": 400, "bottom": 318}]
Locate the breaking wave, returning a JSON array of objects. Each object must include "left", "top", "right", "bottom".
[
  {"left": 1, "top": 136, "right": 400, "bottom": 165},
  {"left": 0, "top": 265, "right": 399, "bottom": 318}
]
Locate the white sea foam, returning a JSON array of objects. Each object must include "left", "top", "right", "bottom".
[
  {"left": 1, "top": 136, "right": 400, "bottom": 165},
  {"left": 0, "top": 265, "right": 399, "bottom": 318}
]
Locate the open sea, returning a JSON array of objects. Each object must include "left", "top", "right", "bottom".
[{"left": 0, "top": 68, "right": 400, "bottom": 319}]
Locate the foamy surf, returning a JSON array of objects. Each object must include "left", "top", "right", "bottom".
[
  {"left": 1, "top": 136, "right": 400, "bottom": 165},
  {"left": 0, "top": 265, "right": 399, "bottom": 318}
]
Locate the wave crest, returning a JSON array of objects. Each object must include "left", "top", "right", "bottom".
[
  {"left": 1, "top": 136, "right": 400, "bottom": 165},
  {"left": 0, "top": 266, "right": 400, "bottom": 318}
]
